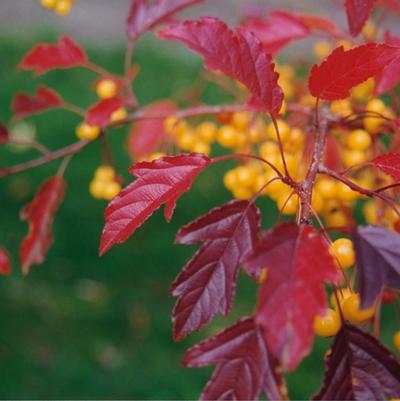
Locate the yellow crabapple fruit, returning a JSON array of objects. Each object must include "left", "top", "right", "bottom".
[
  {"left": 76, "top": 123, "right": 101, "bottom": 141},
  {"left": 313, "top": 309, "right": 341, "bottom": 337},
  {"left": 331, "top": 238, "right": 355, "bottom": 270},
  {"left": 342, "top": 293, "right": 375, "bottom": 323},
  {"left": 96, "top": 79, "right": 118, "bottom": 99}
]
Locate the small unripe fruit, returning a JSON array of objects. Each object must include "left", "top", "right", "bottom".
[
  {"left": 313, "top": 308, "right": 341, "bottom": 337},
  {"left": 96, "top": 79, "right": 118, "bottom": 100}
]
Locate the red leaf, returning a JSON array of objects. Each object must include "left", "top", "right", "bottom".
[
  {"left": 158, "top": 17, "right": 283, "bottom": 113},
  {"left": 308, "top": 43, "right": 400, "bottom": 100},
  {"left": 12, "top": 85, "right": 63, "bottom": 120},
  {"left": 0, "top": 122, "right": 9, "bottom": 145},
  {"left": 243, "top": 10, "right": 341, "bottom": 56},
  {"left": 242, "top": 11, "right": 310, "bottom": 55},
  {"left": 20, "top": 176, "right": 66, "bottom": 274},
  {"left": 0, "top": 247, "right": 11, "bottom": 276},
  {"left": 171, "top": 200, "right": 260, "bottom": 340},
  {"left": 371, "top": 153, "right": 400, "bottom": 180},
  {"left": 20, "top": 36, "right": 87, "bottom": 75},
  {"left": 183, "top": 317, "right": 286, "bottom": 401},
  {"left": 127, "top": 100, "right": 176, "bottom": 161},
  {"left": 126, "top": 0, "right": 204, "bottom": 40},
  {"left": 352, "top": 225, "right": 400, "bottom": 308},
  {"left": 313, "top": 324, "right": 400, "bottom": 400},
  {"left": 345, "top": 0, "right": 377, "bottom": 36},
  {"left": 378, "top": 0, "right": 400, "bottom": 12},
  {"left": 375, "top": 32, "right": 400, "bottom": 95},
  {"left": 86, "top": 97, "right": 124, "bottom": 127},
  {"left": 100, "top": 153, "right": 210, "bottom": 255},
  {"left": 245, "top": 222, "right": 339, "bottom": 371}
]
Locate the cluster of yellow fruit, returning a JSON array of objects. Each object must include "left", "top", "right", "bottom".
[
  {"left": 40, "top": 0, "right": 75, "bottom": 15},
  {"left": 76, "top": 78, "right": 127, "bottom": 142},
  {"left": 89, "top": 166, "right": 122, "bottom": 201}
]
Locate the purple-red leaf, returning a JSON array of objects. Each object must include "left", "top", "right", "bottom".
[
  {"left": 371, "top": 153, "right": 400, "bottom": 181},
  {"left": 183, "top": 316, "right": 286, "bottom": 401},
  {"left": 375, "top": 32, "right": 400, "bottom": 95},
  {"left": 0, "top": 122, "right": 9, "bottom": 145},
  {"left": 171, "top": 200, "right": 260, "bottom": 340},
  {"left": 352, "top": 225, "right": 400, "bottom": 308},
  {"left": 126, "top": 0, "right": 204, "bottom": 40},
  {"left": 100, "top": 153, "right": 210, "bottom": 255},
  {"left": 159, "top": 17, "right": 283, "bottom": 113},
  {"left": 20, "top": 36, "right": 87, "bottom": 75},
  {"left": 0, "top": 247, "right": 11, "bottom": 276},
  {"left": 20, "top": 176, "right": 66, "bottom": 274},
  {"left": 245, "top": 222, "right": 339, "bottom": 371},
  {"left": 127, "top": 100, "right": 176, "bottom": 161},
  {"left": 12, "top": 85, "right": 63, "bottom": 120},
  {"left": 313, "top": 324, "right": 400, "bottom": 400},
  {"left": 345, "top": 0, "right": 377, "bottom": 36},
  {"left": 308, "top": 43, "right": 400, "bottom": 100},
  {"left": 86, "top": 97, "right": 124, "bottom": 127}
]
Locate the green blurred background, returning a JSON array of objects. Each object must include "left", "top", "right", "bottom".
[{"left": 0, "top": 5, "right": 398, "bottom": 400}]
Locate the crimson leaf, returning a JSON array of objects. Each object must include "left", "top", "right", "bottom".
[
  {"left": 245, "top": 222, "right": 339, "bottom": 371},
  {"left": 12, "top": 85, "right": 63, "bottom": 120},
  {"left": 0, "top": 247, "right": 11, "bottom": 276},
  {"left": 158, "top": 17, "right": 283, "bottom": 113},
  {"left": 345, "top": 0, "right": 377, "bottom": 36},
  {"left": 86, "top": 97, "right": 124, "bottom": 127},
  {"left": 126, "top": 0, "right": 204, "bottom": 40},
  {"left": 20, "top": 176, "right": 66, "bottom": 274},
  {"left": 171, "top": 200, "right": 260, "bottom": 340},
  {"left": 127, "top": 100, "right": 176, "bottom": 161},
  {"left": 313, "top": 324, "right": 400, "bottom": 400},
  {"left": 100, "top": 153, "right": 210, "bottom": 255},
  {"left": 0, "top": 122, "right": 9, "bottom": 145},
  {"left": 375, "top": 32, "right": 400, "bottom": 95},
  {"left": 242, "top": 11, "right": 310, "bottom": 55},
  {"left": 183, "top": 316, "right": 286, "bottom": 401},
  {"left": 371, "top": 153, "right": 400, "bottom": 181},
  {"left": 20, "top": 36, "right": 87, "bottom": 75},
  {"left": 352, "top": 225, "right": 400, "bottom": 309},
  {"left": 308, "top": 43, "right": 400, "bottom": 100}
]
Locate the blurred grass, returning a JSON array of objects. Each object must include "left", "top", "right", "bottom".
[{"left": 0, "top": 32, "right": 397, "bottom": 400}]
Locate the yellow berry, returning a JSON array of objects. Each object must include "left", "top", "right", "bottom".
[
  {"left": 366, "top": 99, "right": 386, "bottom": 114},
  {"left": 364, "top": 116, "right": 382, "bottom": 133},
  {"left": 337, "top": 181, "right": 359, "bottom": 202},
  {"left": 95, "top": 166, "right": 115, "bottom": 182},
  {"left": 40, "top": 0, "right": 57, "bottom": 8},
  {"left": 223, "top": 170, "right": 237, "bottom": 191},
  {"left": 264, "top": 173, "right": 287, "bottom": 198},
  {"left": 110, "top": 107, "right": 127, "bottom": 123},
  {"left": 164, "top": 116, "right": 178, "bottom": 134},
  {"left": 330, "top": 288, "right": 352, "bottom": 310},
  {"left": 217, "top": 125, "right": 239, "bottom": 148},
  {"left": 147, "top": 152, "right": 166, "bottom": 161},
  {"left": 342, "top": 293, "right": 375, "bottom": 323},
  {"left": 177, "top": 131, "right": 196, "bottom": 151},
  {"left": 347, "top": 129, "right": 372, "bottom": 151},
  {"left": 192, "top": 141, "right": 210, "bottom": 155},
  {"left": 236, "top": 166, "right": 258, "bottom": 188},
  {"left": 54, "top": 0, "right": 72, "bottom": 15},
  {"left": 76, "top": 123, "right": 101, "bottom": 141},
  {"left": 232, "top": 112, "right": 250, "bottom": 130},
  {"left": 254, "top": 173, "right": 270, "bottom": 195},
  {"left": 312, "top": 191, "right": 324, "bottom": 214},
  {"left": 394, "top": 331, "right": 400, "bottom": 351},
  {"left": 351, "top": 78, "right": 374, "bottom": 102},
  {"left": 275, "top": 153, "right": 298, "bottom": 176},
  {"left": 325, "top": 210, "right": 349, "bottom": 227},
  {"left": 103, "top": 181, "right": 122, "bottom": 200},
  {"left": 313, "top": 40, "right": 332, "bottom": 59},
  {"left": 315, "top": 178, "right": 336, "bottom": 199},
  {"left": 363, "top": 201, "right": 378, "bottom": 225},
  {"left": 288, "top": 127, "right": 304, "bottom": 147},
  {"left": 96, "top": 79, "right": 118, "bottom": 100},
  {"left": 266, "top": 120, "right": 290, "bottom": 142},
  {"left": 342, "top": 149, "right": 368, "bottom": 168},
  {"left": 259, "top": 141, "right": 279, "bottom": 160},
  {"left": 232, "top": 186, "right": 253, "bottom": 200},
  {"left": 277, "top": 192, "right": 298, "bottom": 215},
  {"left": 196, "top": 122, "right": 217, "bottom": 143},
  {"left": 89, "top": 180, "right": 106, "bottom": 199},
  {"left": 331, "top": 238, "right": 355, "bottom": 270},
  {"left": 313, "top": 309, "right": 341, "bottom": 337},
  {"left": 330, "top": 99, "right": 352, "bottom": 117}
]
